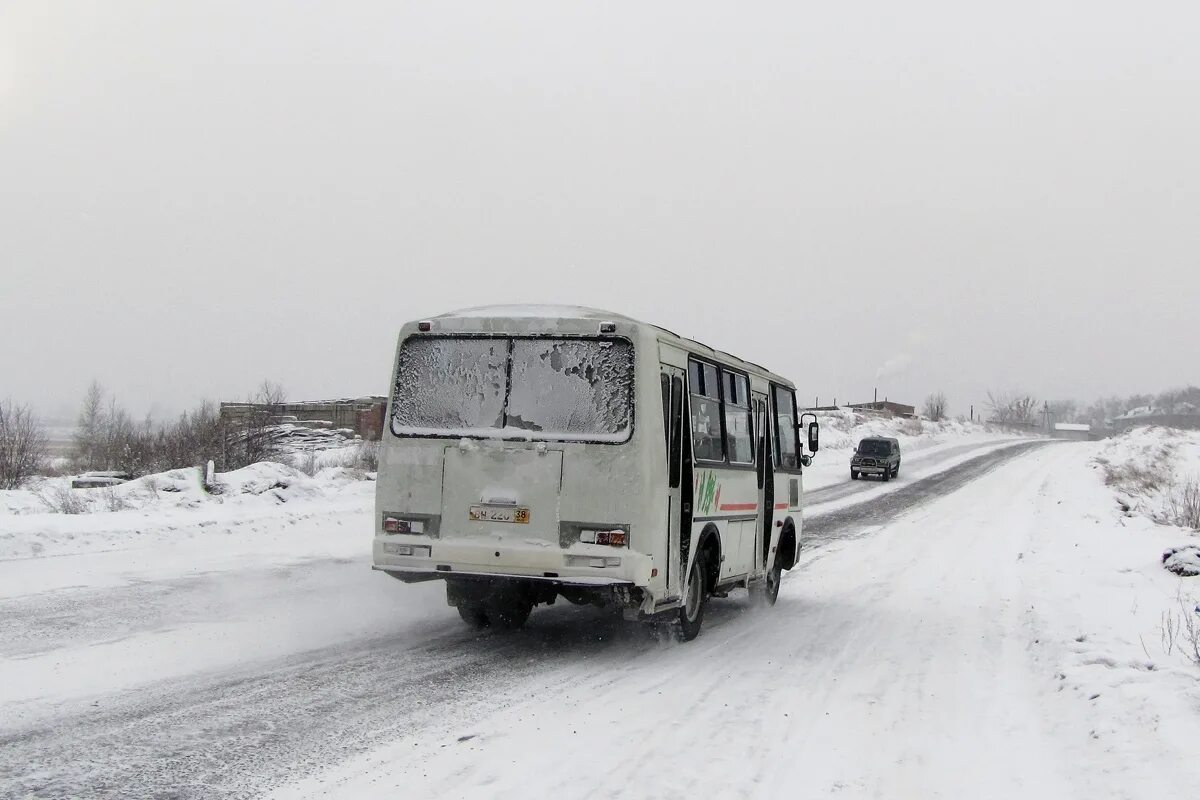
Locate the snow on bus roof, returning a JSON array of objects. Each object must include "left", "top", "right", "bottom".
[
  {"left": 436, "top": 305, "right": 634, "bottom": 321},
  {"left": 430, "top": 304, "right": 783, "bottom": 382}
]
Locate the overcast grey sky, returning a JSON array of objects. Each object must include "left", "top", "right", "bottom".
[{"left": 2, "top": 1, "right": 1197, "bottom": 421}]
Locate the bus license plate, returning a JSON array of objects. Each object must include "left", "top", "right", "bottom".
[{"left": 469, "top": 505, "right": 530, "bottom": 524}]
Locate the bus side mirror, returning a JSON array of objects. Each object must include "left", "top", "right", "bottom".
[{"left": 799, "top": 412, "right": 819, "bottom": 454}]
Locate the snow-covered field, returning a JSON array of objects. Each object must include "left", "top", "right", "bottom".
[{"left": 3, "top": 423, "right": 1200, "bottom": 798}]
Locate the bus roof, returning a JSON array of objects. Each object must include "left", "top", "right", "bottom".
[{"left": 429, "top": 305, "right": 794, "bottom": 389}]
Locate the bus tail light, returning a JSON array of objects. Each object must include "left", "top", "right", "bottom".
[
  {"left": 579, "top": 529, "right": 627, "bottom": 547},
  {"left": 383, "top": 516, "right": 425, "bottom": 534}
]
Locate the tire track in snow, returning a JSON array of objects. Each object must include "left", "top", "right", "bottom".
[
  {"left": 803, "top": 439, "right": 1027, "bottom": 507},
  {"left": 802, "top": 441, "right": 1050, "bottom": 547}
]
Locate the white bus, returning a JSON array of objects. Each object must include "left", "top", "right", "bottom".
[{"left": 373, "top": 306, "right": 819, "bottom": 640}]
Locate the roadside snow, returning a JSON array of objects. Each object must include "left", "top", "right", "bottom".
[
  {"left": 0, "top": 461, "right": 388, "bottom": 730},
  {"left": 1093, "top": 426, "right": 1200, "bottom": 581},
  {"left": 0, "top": 462, "right": 373, "bottom": 560}
]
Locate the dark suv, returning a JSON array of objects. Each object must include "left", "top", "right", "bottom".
[{"left": 851, "top": 437, "right": 901, "bottom": 481}]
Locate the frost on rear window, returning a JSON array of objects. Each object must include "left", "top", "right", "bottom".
[
  {"left": 390, "top": 336, "right": 634, "bottom": 442},
  {"left": 391, "top": 338, "right": 507, "bottom": 433},
  {"left": 506, "top": 339, "right": 634, "bottom": 439}
]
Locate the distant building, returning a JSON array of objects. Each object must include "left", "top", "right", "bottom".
[
  {"left": 220, "top": 396, "right": 387, "bottom": 440},
  {"left": 847, "top": 400, "right": 917, "bottom": 418},
  {"left": 802, "top": 399, "right": 917, "bottom": 418},
  {"left": 1053, "top": 422, "right": 1091, "bottom": 442},
  {"left": 1110, "top": 407, "right": 1200, "bottom": 433}
]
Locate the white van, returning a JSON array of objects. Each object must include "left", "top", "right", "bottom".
[{"left": 373, "top": 306, "right": 818, "bottom": 640}]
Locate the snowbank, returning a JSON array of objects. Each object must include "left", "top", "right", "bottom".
[
  {"left": 1092, "top": 426, "right": 1200, "bottom": 531},
  {"left": 0, "top": 461, "right": 374, "bottom": 563}
]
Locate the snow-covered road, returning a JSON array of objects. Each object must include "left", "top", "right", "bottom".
[{"left": 4, "top": 441, "right": 1200, "bottom": 799}]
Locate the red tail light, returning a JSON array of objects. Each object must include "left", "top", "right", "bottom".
[
  {"left": 594, "top": 530, "right": 626, "bottom": 547},
  {"left": 383, "top": 516, "right": 425, "bottom": 534}
]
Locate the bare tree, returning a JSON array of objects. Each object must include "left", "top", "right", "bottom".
[
  {"left": 70, "top": 382, "right": 227, "bottom": 476},
  {"left": 987, "top": 390, "right": 1039, "bottom": 424},
  {"left": 923, "top": 392, "right": 948, "bottom": 422},
  {"left": 1011, "top": 395, "right": 1039, "bottom": 424},
  {"left": 154, "top": 401, "right": 223, "bottom": 473},
  {"left": 986, "top": 390, "right": 1012, "bottom": 422},
  {"left": 257, "top": 381, "right": 286, "bottom": 407},
  {"left": 223, "top": 381, "right": 288, "bottom": 469},
  {"left": 0, "top": 399, "right": 49, "bottom": 489},
  {"left": 72, "top": 380, "right": 106, "bottom": 470},
  {"left": 70, "top": 382, "right": 146, "bottom": 473}
]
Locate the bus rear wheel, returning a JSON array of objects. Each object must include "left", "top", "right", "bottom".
[
  {"left": 754, "top": 553, "right": 783, "bottom": 606},
  {"left": 675, "top": 557, "right": 707, "bottom": 641},
  {"left": 486, "top": 596, "right": 532, "bottom": 630},
  {"left": 457, "top": 604, "right": 489, "bottom": 629}
]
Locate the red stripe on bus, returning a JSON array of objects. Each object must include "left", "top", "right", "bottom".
[
  {"left": 774, "top": 503, "right": 788, "bottom": 510},
  {"left": 718, "top": 502, "right": 758, "bottom": 512}
]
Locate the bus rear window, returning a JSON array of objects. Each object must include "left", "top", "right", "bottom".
[
  {"left": 391, "top": 336, "right": 634, "bottom": 442},
  {"left": 391, "top": 338, "right": 508, "bottom": 432}
]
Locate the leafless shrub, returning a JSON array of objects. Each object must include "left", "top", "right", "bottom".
[
  {"left": 294, "top": 448, "right": 321, "bottom": 477},
  {"left": 39, "top": 459, "right": 73, "bottom": 478},
  {"left": 1095, "top": 456, "right": 1169, "bottom": 495},
  {"left": 900, "top": 418, "right": 923, "bottom": 436},
  {"left": 33, "top": 483, "right": 89, "bottom": 514},
  {"left": 304, "top": 442, "right": 379, "bottom": 475},
  {"left": 0, "top": 399, "right": 49, "bottom": 489},
  {"left": 346, "top": 440, "right": 379, "bottom": 472},
  {"left": 922, "top": 392, "right": 948, "bottom": 422},
  {"left": 1163, "top": 477, "right": 1200, "bottom": 530},
  {"left": 99, "top": 487, "right": 133, "bottom": 512},
  {"left": 152, "top": 401, "right": 224, "bottom": 474},
  {"left": 1161, "top": 590, "right": 1200, "bottom": 666}
]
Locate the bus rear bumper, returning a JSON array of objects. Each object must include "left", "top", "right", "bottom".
[{"left": 372, "top": 537, "right": 655, "bottom": 589}]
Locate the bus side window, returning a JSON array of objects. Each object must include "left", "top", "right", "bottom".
[
  {"left": 773, "top": 385, "right": 799, "bottom": 469},
  {"left": 669, "top": 376, "right": 683, "bottom": 488},
  {"left": 689, "top": 359, "right": 724, "bottom": 462},
  {"left": 660, "top": 374, "right": 671, "bottom": 460},
  {"left": 722, "top": 370, "right": 753, "bottom": 465}
]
